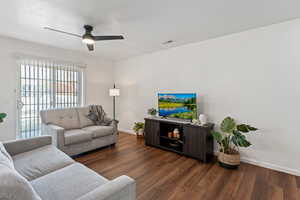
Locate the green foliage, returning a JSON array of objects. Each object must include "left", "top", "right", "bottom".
[
  {"left": 211, "top": 131, "right": 222, "bottom": 144},
  {"left": 147, "top": 108, "right": 157, "bottom": 116},
  {"left": 237, "top": 124, "right": 258, "bottom": 132},
  {"left": 0, "top": 113, "right": 7, "bottom": 123},
  {"left": 232, "top": 131, "right": 251, "bottom": 147},
  {"left": 220, "top": 117, "right": 236, "bottom": 133},
  {"left": 211, "top": 116, "right": 258, "bottom": 154},
  {"left": 133, "top": 122, "right": 145, "bottom": 133}
]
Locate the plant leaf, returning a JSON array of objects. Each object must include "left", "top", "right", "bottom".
[
  {"left": 220, "top": 117, "right": 236, "bottom": 133},
  {"left": 0, "top": 113, "right": 7, "bottom": 119},
  {"left": 246, "top": 125, "right": 258, "bottom": 131},
  {"left": 232, "top": 130, "right": 251, "bottom": 147},
  {"left": 211, "top": 131, "right": 222, "bottom": 145},
  {"left": 237, "top": 124, "right": 249, "bottom": 133},
  {"left": 237, "top": 124, "right": 258, "bottom": 132}
]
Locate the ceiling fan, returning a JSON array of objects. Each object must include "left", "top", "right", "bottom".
[{"left": 44, "top": 25, "right": 124, "bottom": 51}]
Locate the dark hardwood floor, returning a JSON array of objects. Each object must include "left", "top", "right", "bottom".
[{"left": 75, "top": 133, "right": 300, "bottom": 200}]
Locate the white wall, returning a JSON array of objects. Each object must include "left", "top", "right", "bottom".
[
  {"left": 114, "top": 19, "right": 300, "bottom": 176},
  {"left": 0, "top": 36, "right": 114, "bottom": 141}
]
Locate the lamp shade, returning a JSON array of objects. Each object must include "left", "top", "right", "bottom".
[{"left": 109, "top": 88, "right": 120, "bottom": 96}]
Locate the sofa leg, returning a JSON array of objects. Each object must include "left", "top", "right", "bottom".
[{"left": 110, "top": 143, "right": 116, "bottom": 147}]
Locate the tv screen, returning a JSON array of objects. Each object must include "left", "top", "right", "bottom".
[{"left": 158, "top": 93, "right": 197, "bottom": 120}]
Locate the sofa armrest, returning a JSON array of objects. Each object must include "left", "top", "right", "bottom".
[
  {"left": 42, "top": 124, "right": 65, "bottom": 149},
  {"left": 3, "top": 136, "right": 52, "bottom": 156},
  {"left": 77, "top": 175, "right": 136, "bottom": 200}
]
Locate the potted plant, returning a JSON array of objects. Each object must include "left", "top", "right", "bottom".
[
  {"left": 133, "top": 122, "right": 145, "bottom": 136},
  {"left": 0, "top": 113, "right": 7, "bottom": 123},
  {"left": 147, "top": 108, "right": 157, "bottom": 117},
  {"left": 211, "top": 116, "right": 258, "bottom": 169}
]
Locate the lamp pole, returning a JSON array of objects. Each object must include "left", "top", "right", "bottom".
[{"left": 113, "top": 84, "right": 116, "bottom": 120}]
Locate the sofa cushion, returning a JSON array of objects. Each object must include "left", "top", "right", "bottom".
[
  {"left": 0, "top": 142, "right": 14, "bottom": 169},
  {"left": 31, "top": 163, "right": 108, "bottom": 200},
  {"left": 40, "top": 108, "right": 80, "bottom": 130},
  {"left": 64, "top": 129, "right": 93, "bottom": 145},
  {"left": 82, "top": 125, "right": 114, "bottom": 138},
  {"left": 13, "top": 145, "right": 74, "bottom": 181},
  {"left": 77, "top": 107, "right": 95, "bottom": 128},
  {"left": 0, "top": 164, "right": 41, "bottom": 200}
]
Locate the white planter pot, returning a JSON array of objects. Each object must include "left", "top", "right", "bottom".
[{"left": 137, "top": 128, "right": 144, "bottom": 136}]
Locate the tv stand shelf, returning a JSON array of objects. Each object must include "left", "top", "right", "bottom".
[{"left": 144, "top": 117, "right": 214, "bottom": 162}]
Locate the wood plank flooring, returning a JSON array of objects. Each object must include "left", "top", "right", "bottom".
[{"left": 75, "top": 133, "right": 300, "bottom": 200}]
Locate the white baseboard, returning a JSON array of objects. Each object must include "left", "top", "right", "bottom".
[
  {"left": 214, "top": 151, "right": 300, "bottom": 176},
  {"left": 118, "top": 129, "right": 136, "bottom": 135},
  {"left": 240, "top": 157, "right": 300, "bottom": 176}
]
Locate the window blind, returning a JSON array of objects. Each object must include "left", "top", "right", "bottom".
[{"left": 18, "top": 59, "right": 83, "bottom": 139}]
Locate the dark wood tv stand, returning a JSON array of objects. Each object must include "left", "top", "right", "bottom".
[{"left": 144, "top": 117, "right": 214, "bottom": 162}]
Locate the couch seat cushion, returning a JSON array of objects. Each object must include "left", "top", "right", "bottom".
[
  {"left": 31, "top": 163, "right": 108, "bottom": 200},
  {"left": 82, "top": 125, "right": 114, "bottom": 138},
  {"left": 64, "top": 129, "right": 93, "bottom": 145},
  {"left": 13, "top": 145, "right": 74, "bottom": 181}
]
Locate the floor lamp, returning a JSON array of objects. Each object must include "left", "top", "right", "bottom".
[{"left": 109, "top": 84, "right": 120, "bottom": 120}]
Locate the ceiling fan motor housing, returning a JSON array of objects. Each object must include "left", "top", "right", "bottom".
[{"left": 84, "top": 25, "right": 93, "bottom": 33}]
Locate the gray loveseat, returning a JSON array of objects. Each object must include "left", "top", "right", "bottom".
[
  {"left": 0, "top": 136, "right": 136, "bottom": 200},
  {"left": 40, "top": 106, "right": 117, "bottom": 156}
]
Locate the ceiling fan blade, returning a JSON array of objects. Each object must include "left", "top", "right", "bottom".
[
  {"left": 44, "top": 27, "right": 82, "bottom": 38},
  {"left": 87, "top": 44, "right": 94, "bottom": 51},
  {"left": 94, "top": 35, "right": 124, "bottom": 41}
]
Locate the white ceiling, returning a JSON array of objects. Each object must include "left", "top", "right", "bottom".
[{"left": 1, "top": 0, "right": 300, "bottom": 61}]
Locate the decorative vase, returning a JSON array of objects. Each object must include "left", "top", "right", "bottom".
[
  {"left": 199, "top": 114, "right": 208, "bottom": 125},
  {"left": 173, "top": 128, "right": 180, "bottom": 138},
  {"left": 218, "top": 152, "right": 240, "bottom": 169}
]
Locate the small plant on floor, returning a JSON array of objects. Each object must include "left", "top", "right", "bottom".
[
  {"left": 0, "top": 113, "right": 7, "bottom": 123},
  {"left": 211, "top": 116, "right": 258, "bottom": 169},
  {"left": 133, "top": 122, "right": 145, "bottom": 136},
  {"left": 147, "top": 108, "right": 157, "bottom": 117}
]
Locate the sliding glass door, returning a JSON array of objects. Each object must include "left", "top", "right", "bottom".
[{"left": 17, "top": 59, "right": 83, "bottom": 139}]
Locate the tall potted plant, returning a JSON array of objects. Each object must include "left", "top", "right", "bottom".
[
  {"left": 0, "top": 113, "right": 7, "bottom": 123},
  {"left": 212, "top": 117, "right": 258, "bottom": 169}
]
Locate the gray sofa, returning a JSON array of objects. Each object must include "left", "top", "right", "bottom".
[
  {"left": 40, "top": 106, "right": 118, "bottom": 156},
  {"left": 0, "top": 136, "right": 136, "bottom": 200}
]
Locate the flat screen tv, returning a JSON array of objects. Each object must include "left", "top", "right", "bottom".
[{"left": 158, "top": 93, "right": 197, "bottom": 120}]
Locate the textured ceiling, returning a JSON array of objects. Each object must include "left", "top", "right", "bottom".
[{"left": 1, "top": 0, "right": 300, "bottom": 61}]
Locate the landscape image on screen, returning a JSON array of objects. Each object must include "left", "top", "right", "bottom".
[{"left": 158, "top": 93, "right": 197, "bottom": 119}]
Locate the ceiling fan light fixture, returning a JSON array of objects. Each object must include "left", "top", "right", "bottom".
[{"left": 82, "top": 34, "right": 95, "bottom": 44}]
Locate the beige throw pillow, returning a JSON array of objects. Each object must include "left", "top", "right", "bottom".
[
  {"left": 0, "top": 142, "right": 14, "bottom": 170},
  {"left": 0, "top": 165, "right": 41, "bottom": 200}
]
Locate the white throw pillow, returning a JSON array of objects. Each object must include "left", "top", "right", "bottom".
[
  {"left": 0, "top": 164, "right": 41, "bottom": 200},
  {"left": 0, "top": 142, "right": 14, "bottom": 169}
]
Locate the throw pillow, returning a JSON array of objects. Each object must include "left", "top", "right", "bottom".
[
  {"left": 0, "top": 165, "right": 41, "bottom": 200},
  {"left": 0, "top": 142, "right": 14, "bottom": 169}
]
